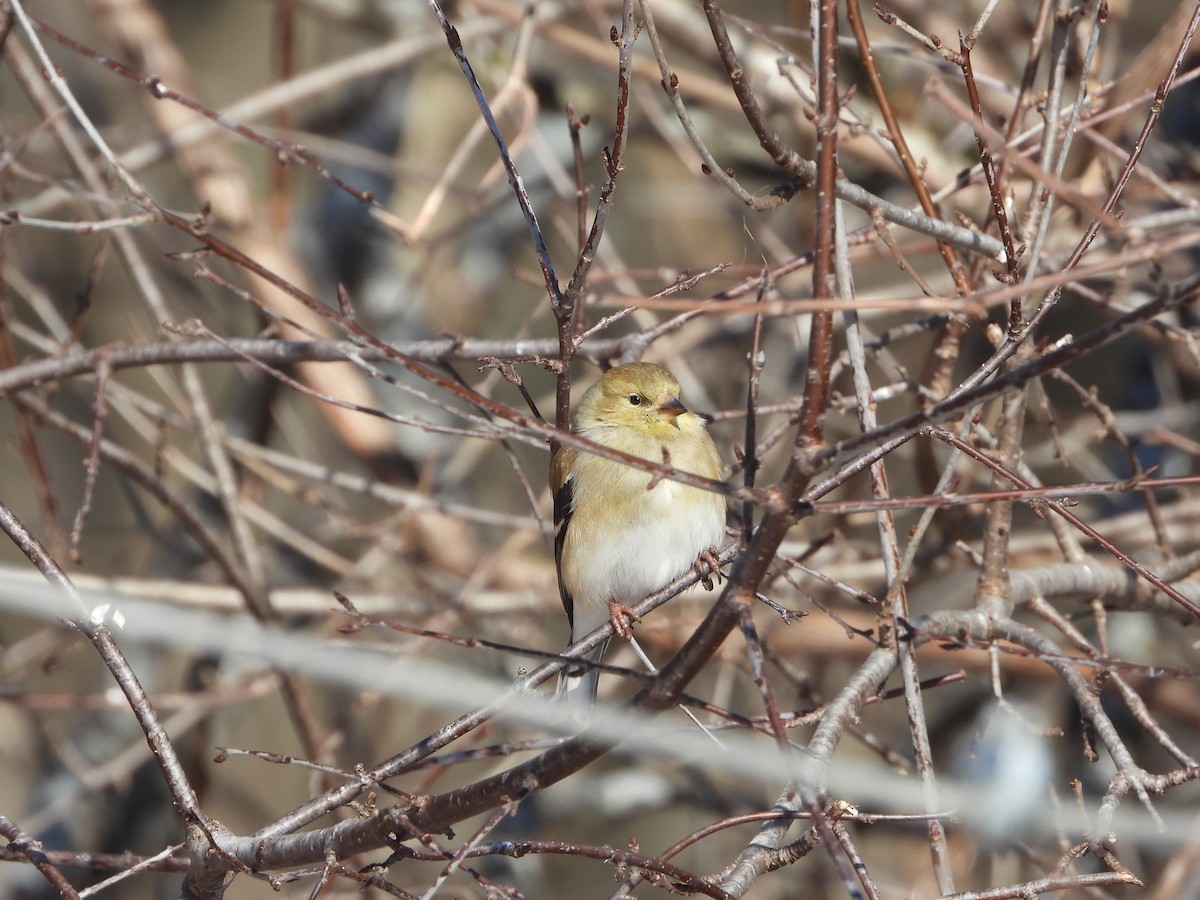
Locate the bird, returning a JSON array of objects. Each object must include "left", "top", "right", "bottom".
[{"left": 551, "top": 362, "right": 727, "bottom": 714}]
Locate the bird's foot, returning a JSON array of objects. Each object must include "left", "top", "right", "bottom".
[
  {"left": 695, "top": 546, "right": 723, "bottom": 591},
  {"left": 608, "top": 600, "right": 639, "bottom": 640}
]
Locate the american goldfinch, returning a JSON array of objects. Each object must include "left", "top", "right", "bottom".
[{"left": 552, "top": 363, "right": 726, "bottom": 712}]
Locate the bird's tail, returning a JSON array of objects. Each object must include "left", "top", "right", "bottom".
[{"left": 557, "top": 638, "right": 610, "bottom": 719}]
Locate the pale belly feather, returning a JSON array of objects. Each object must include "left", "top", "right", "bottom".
[{"left": 563, "top": 478, "right": 724, "bottom": 620}]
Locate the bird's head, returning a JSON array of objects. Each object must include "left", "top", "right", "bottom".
[{"left": 577, "top": 362, "right": 697, "bottom": 435}]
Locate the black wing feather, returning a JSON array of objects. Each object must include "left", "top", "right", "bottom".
[{"left": 552, "top": 468, "right": 576, "bottom": 627}]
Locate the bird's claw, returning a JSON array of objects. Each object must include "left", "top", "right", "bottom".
[
  {"left": 608, "top": 600, "right": 639, "bottom": 640},
  {"left": 695, "top": 546, "right": 723, "bottom": 591}
]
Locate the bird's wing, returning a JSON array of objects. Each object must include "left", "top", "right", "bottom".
[{"left": 551, "top": 446, "right": 578, "bottom": 626}]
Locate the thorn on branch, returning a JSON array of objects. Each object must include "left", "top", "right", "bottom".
[
  {"left": 334, "top": 591, "right": 360, "bottom": 617},
  {"left": 144, "top": 75, "right": 167, "bottom": 98},
  {"left": 336, "top": 284, "right": 356, "bottom": 320}
]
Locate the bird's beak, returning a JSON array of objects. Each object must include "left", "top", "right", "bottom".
[{"left": 657, "top": 396, "right": 687, "bottom": 422}]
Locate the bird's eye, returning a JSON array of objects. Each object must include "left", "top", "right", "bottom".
[{"left": 627, "top": 394, "right": 643, "bottom": 406}]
